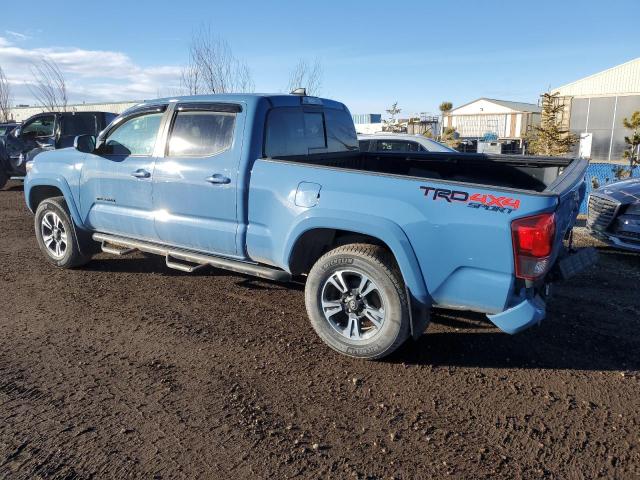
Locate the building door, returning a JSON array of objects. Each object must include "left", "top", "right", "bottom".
[{"left": 579, "top": 133, "right": 593, "bottom": 159}]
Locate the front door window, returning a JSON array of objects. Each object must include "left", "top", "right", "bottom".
[
  {"left": 22, "top": 116, "right": 55, "bottom": 138},
  {"left": 104, "top": 113, "right": 163, "bottom": 156}
]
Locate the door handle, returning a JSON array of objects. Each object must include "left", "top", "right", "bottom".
[
  {"left": 205, "top": 174, "right": 231, "bottom": 184},
  {"left": 131, "top": 169, "right": 151, "bottom": 179}
]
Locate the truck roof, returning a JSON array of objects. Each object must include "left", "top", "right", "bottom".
[{"left": 146, "top": 93, "right": 348, "bottom": 111}]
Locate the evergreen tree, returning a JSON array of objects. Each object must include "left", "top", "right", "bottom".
[
  {"left": 622, "top": 111, "right": 640, "bottom": 172},
  {"left": 527, "top": 93, "right": 576, "bottom": 156}
]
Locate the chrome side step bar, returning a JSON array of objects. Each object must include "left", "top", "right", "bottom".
[
  {"left": 165, "top": 254, "right": 206, "bottom": 273},
  {"left": 100, "top": 242, "right": 136, "bottom": 256},
  {"left": 93, "top": 233, "right": 291, "bottom": 282}
]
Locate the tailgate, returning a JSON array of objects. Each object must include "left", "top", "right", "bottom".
[{"left": 546, "top": 158, "right": 588, "bottom": 248}]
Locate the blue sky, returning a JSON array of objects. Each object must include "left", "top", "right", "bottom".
[{"left": 1, "top": 0, "right": 639, "bottom": 116}]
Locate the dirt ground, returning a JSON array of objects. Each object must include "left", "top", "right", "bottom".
[{"left": 0, "top": 180, "right": 639, "bottom": 479}]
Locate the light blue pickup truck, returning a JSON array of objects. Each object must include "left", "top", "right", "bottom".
[{"left": 24, "top": 92, "right": 596, "bottom": 359}]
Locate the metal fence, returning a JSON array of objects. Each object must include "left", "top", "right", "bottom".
[{"left": 580, "top": 163, "right": 639, "bottom": 213}]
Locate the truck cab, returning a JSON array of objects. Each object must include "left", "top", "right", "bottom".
[{"left": 0, "top": 111, "right": 116, "bottom": 189}]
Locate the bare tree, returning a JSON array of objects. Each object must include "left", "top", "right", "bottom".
[
  {"left": 182, "top": 26, "right": 254, "bottom": 94},
  {"left": 180, "top": 60, "right": 200, "bottom": 95},
  {"left": 29, "top": 57, "right": 68, "bottom": 111},
  {"left": 286, "top": 58, "right": 323, "bottom": 96},
  {"left": 0, "top": 66, "right": 12, "bottom": 122}
]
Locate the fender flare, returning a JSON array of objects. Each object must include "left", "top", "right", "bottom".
[
  {"left": 282, "top": 210, "right": 431, "bottom": 306},
  {"left": 26, "top": 176, "right": 83, "bottom": 227}
]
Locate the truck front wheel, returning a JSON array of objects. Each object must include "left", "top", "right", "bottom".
[
  {"left": 305, "top": 244, "right": 410, "bottom": 360},
  {"left": 34, "top": 197, "right": 91, "bottom": 268}
]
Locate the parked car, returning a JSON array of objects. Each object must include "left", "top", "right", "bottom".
[
  {"left": 0, "top": 111, "right": 116, "bottom": 189},
  {"left": 0, "top": 122, "right": 20, "bottom": 138},
  {"left": 359, "top": 133, "right": 456, "bottom": 153},
  {"left": 24, "top": 93, "right": 595, "bottom": 359},
  {"left": 587, "top": 178, "right": 640, "bottom": 251}
]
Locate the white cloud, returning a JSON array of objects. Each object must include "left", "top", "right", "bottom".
[
  {"left": 0, "top": 36, "right": 183, "bottom": 106},
  {"left": 5, "top": 30, "right": 29, "bottom": 41}
]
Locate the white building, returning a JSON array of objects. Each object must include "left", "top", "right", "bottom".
[
  {"left": 552, "top": 57, "right": 640, "bottom": 162},
  {"left": 444, "top": 98, "right": 541, "bottom": 153}
]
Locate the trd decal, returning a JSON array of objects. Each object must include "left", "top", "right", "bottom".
[{"left": 420, "top": 186, "right": 520, "bottom": 214}]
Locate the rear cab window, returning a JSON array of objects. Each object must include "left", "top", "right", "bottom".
[{"left": 264, "top": 105, "right": 357, "bottom": 158}]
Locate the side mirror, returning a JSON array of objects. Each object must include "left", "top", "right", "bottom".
[
  {"left": 12, "top": 127, "right": 21, "bottom": 138},
  {"left": 74, "top": 134, "right": 96, "bottom": 153}
]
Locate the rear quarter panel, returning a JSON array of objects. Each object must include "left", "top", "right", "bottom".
[{"left": 247, "top": 160, "right": 559, "bottom": 313}]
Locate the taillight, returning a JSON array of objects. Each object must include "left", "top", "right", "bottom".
[{"left": 511, "top": 213, "right": 556, "bottom": 280}]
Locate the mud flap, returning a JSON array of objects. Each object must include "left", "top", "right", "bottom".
[
  {"left": 555, "top": 247, "right": 598, "bottom": 280},
  {"left": 75, "top": 226, "right": 102, "bottom": 256},
  {"left": 407, "top": 287, "right": 430, "bottom": 340},
  {"left": 47, "top": 197, "right": 100, "bottom": 256}
]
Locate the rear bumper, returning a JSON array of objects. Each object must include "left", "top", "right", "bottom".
[
  {"left": 487, "top": 295, "right": 546, "bottom": 334},
  {"left": 486, "top": 247, "right": 598, "bottom": 334}
]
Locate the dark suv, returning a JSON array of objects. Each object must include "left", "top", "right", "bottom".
[{"left": 0, "top": 111, "right": 116, "bottom": 189}]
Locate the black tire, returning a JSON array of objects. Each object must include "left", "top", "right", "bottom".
[
  {"left": 34, "top": 197, "right": 91, "bottom": 268},
  {"left": 0, "top": 170, "right": 7, "bottom": 190},
  {"left": 305, "top": 243, "right": 410, "bottom": 360}
]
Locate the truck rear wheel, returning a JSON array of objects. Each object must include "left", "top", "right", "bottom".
[
  {"left": 305, "top": 244, "right": 410, "bottom": 360},
  {"left": 34, "top": 197, "right": 91, "bottom": 268}
]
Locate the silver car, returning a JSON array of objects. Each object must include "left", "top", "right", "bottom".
[{"left": 358, "top": 133, "right": 455, "bottom": 154}]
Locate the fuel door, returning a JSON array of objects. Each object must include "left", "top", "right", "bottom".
[{"left": 295, "top": 182, "right": 322, "bottom": 208}]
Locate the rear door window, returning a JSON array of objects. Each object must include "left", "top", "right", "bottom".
[
  {"left": 62, "top": 114, "right": 98, "bottom": 136},
  {"left": 168, "top": 111, "right": 236, "bottom": 157},
  {"left": 377, "top": 140, "right": 421, "bottom": 152}
]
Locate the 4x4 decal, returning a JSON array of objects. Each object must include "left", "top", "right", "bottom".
[{"left": 420, "top": 186, "right": 520, "bottom": 214}]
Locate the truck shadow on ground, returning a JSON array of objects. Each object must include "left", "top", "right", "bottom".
[
  {"left": 84, "top": 247, "right": 639, "bottom": 372},
  {"left": 84, "top": 255, "right": 305, "bottom": 291},
  {"left": 393, "top": 309, "right": 640, "bottom": 372}
]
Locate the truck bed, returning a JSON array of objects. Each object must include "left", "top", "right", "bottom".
[
  {"left": 271, "top": 151, "right": 575, "bottom": 193},
  {"left": 248, "top": 152, "right": 587, "bottom": 316}
]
